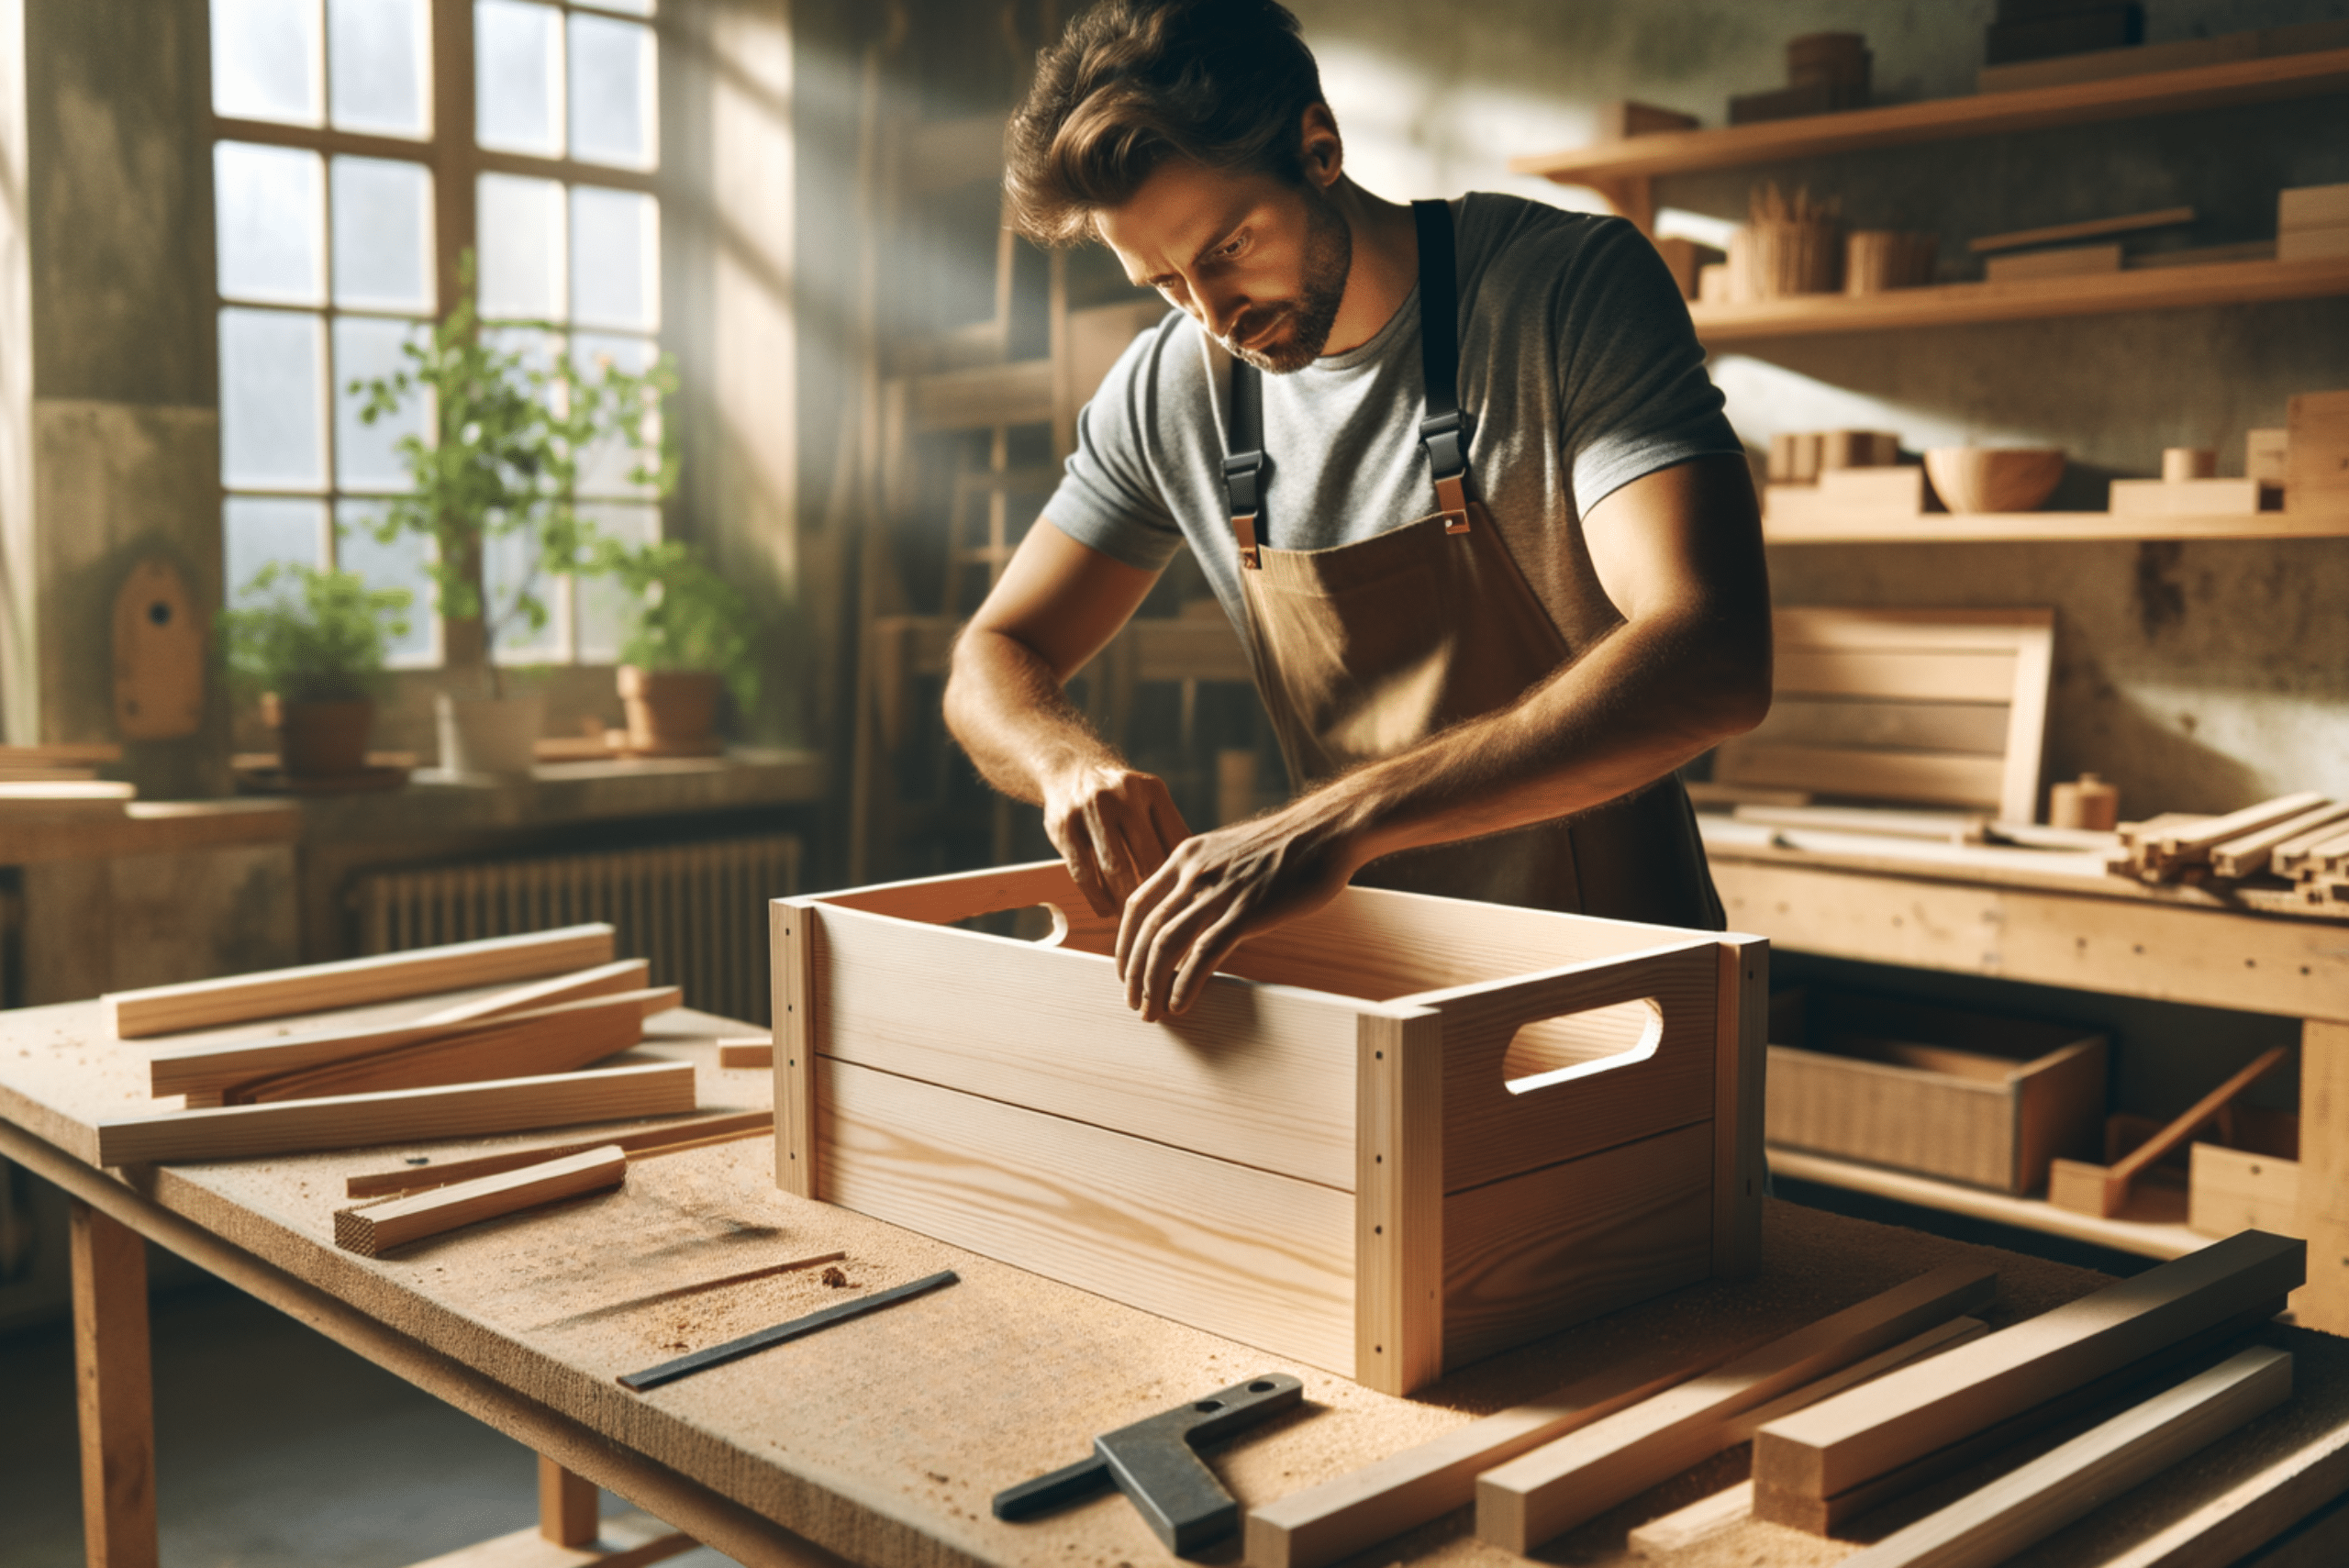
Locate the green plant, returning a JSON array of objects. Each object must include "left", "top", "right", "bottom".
[
  {"left": 587, "top": 538, "right": 761, "bottom": 710},
  {"left": 219, "top": 562, "right": 413, "bottom": 704},
  {"left": 350, "top": 250, "right": 678, "bottom": 694}
]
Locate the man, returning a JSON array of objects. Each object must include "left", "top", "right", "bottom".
[{"left": 944, "top": 0, "right": 1771, "bottom": 1022}]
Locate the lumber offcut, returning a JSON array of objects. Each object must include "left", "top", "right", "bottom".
[
  {"left": 413, "top": 959, "right": 651, "bottom": 1026},
  {"left": 228, "top": 989, "right": 672, "bottom": 1104},
  {"left": 1835, "top": 1346, "right": 2292, "bottom": 1568},
  {"left": 95, "top": 1062, "right": 696, "bottom": 1165},
  {"left": 2097, "top": 1412, "right": 2349, "bottom": 1568},
  {"left": 105, "top": 925, "right": 617, "bottom": 1038},
  {"left": 335, "top": 1145, "right": 627, "bottom": 1256},
  {"left": 1476, "top": 1262, "right": 1997, "bottom": 1551},
  {"left": 345, "top": 1110, "right": 775, "bottom": 1198},
  {"left": 1752, "top": 1231, "right": 2304, "bottom": 1524}
]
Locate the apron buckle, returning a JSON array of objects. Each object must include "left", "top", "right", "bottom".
[
  {"left": 1434, "top": 473, "right": 1474, "bottom": 535},
  {"left": 1231, "top": 511, "right": 1264, "bottom": 570}
]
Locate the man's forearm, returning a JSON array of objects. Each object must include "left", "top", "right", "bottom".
[{"left": 942, "top": 627, "right": 1120, "bottom": 806}]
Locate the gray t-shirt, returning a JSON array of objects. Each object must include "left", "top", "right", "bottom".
[{"left": 1043, "top": 194, "right": 1742, "bottom": 661}]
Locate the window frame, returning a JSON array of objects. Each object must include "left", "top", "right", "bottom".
[{"left": 209, "top": 0, "right": 666, "bottom": 670}]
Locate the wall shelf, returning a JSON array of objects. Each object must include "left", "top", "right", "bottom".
[
  {"left": 1763, "top": 505, "right": 2349, "bottom": 545},
  {"left": 1509, "top": 47, "right": 2349, "bottom": 195},
  {"left": 1769, "top": 1148, "right": 2210, "bottom": 1261},
  {"left": 1690, "top": 255, "right": 2349, "bottom": 344}
]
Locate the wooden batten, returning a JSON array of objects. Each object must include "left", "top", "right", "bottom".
[
  {"left": 104, "top": 925, "right": 618, "bottom": 1039},
  {"left": 1715, "top": 935, "right": 1769, "bottom": 1274},
  {"left": 1353, "top": 1008, "right": 1444, "bottom": 1396},
  {"left": 335, "top": 1145, "right": 628, "bottom": 1256},
  {"left": 773, "top": 898, "right": 818, "bottom": 1198},
  {"left": 228, "top": 991, "right": 660, "bottom": 1104},
  {"left": 344, "top": 1109, "right": 774, "bottom": 1198},
  {"left": 413, "top": 959, "right": 651, "bottom": 1027}
]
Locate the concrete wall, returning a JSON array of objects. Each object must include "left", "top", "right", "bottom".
[{"left": 1287, "top": 0, "right": 2349, "bottom": 817}]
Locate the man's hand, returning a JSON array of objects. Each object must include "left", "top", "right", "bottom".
[
  {"left": 1114, "top": 804, "right": 1360, "bottom": 1022},
  {"left": 1043, "top": 762, "right": 1191, "bottom": 917}
]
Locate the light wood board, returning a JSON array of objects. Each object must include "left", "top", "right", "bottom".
[{"left": 336, "top": 1146, "right": 628, "bottom": 1256}]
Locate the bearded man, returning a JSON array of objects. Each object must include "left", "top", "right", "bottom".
[{"left": 943, "top": 0, "right": 1771, "bottom": 1020}]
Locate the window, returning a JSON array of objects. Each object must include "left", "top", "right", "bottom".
[{"left": 210, "top": 0, "right": 663, "bottom": 667}]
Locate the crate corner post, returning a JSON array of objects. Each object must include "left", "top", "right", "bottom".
[
  {"left": 1716, "top": 933, "right": 1768, "bottom": 1279},
  {"left": 773, "top": 896, "right": 820, "bottom": 1198},
  {"left": 1354, "top": 1006, "right": 1445, "bottom": 1396}
]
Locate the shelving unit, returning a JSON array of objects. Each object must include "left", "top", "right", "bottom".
[{"left": 1763, "top": 502, "right": 2349, "bottom": 545}]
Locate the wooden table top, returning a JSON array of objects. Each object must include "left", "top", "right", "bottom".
[{"left": 5, "top": 987, "right": 2346, "bottom": 1568}]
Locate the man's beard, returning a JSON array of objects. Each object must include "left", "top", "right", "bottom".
[{"left": 1223, "top": 189, "right": 1352, "bottom": 374}]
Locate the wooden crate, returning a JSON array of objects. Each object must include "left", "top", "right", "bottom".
[
  {"left": 772, "top": 862, "right": 1766, "bottom": 1396},
  {"left": 1765, "top": 989, "right": 2105, "bottom": 1194}
]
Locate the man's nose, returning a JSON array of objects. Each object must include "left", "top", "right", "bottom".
[{"left": 1196, "top": 285, "right": 1249, "bottom": 342}]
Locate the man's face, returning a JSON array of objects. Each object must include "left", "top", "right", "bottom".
[{"left": 1096, "top": 157, "right": 1352, "bottom": 373}]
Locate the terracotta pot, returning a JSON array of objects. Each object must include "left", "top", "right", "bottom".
[
  {"left": 618, "top": 666, "right": 722, "bottom": 754},
  {"left": 434, "top": 692, "right": 546, "bottom": 777},
  {"left": 276, "top": 697, "right": 374, "bottom": 777},
  {"left": 1923, "top": 447, "right": 2066, "bottom": 514}
]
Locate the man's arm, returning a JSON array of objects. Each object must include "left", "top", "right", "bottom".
[
  {"left": 1115, "top": 452, "right": 1771, "bottom": 1019},
  {"left": 943, "top": 519, "right": 1192, "bottom": 917}
]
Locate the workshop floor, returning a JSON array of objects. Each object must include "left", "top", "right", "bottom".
[{"left": 0, "top": 1271, "right": 741, "bottom": 1568}]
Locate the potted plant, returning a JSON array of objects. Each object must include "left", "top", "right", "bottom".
[
  {"left": 350, "top": 252, "right": 677, "bottom": 775},
  {"left": 218, "top": 562, "right": 413, "bottom": 778},
  {"left": 588, "top": 538, "right": 760, "bottom": 754}
]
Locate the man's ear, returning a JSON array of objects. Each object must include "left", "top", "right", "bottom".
[{"left": 1298, "top": 103, "right": 1343, "bottom": 189}]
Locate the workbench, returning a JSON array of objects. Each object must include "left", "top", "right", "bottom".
[
  {"left": 1700, "top": 821, "right": 2349, "bottom": 1337},
  {"left": 6, "top": 984, "right": 2349, "bottom": 1568}
]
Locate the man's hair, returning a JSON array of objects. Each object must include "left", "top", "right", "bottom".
[{"left": 1006, "top": 0, "right": 1327, "bottom": 246}]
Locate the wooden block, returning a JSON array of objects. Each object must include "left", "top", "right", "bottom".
[
  {"left": 1984, "top": 241, "right": 2121, "bottom": 281},
  {"left": 1970, "top": 204, "right": 2194, "bottom": 255},
  {"left": 2280, "top": 224, "right": 2349, "bottom": 262},
  {"left": 717, "top": 1038, "right": 773, "bottom": 1069},
  {"left": 344, "top": 1110, "right": 774, "bottom": 1199},
  {"left": 2287, "top": 390, "right": 2349, "bottom": 507},
  {"left": 335, "top": 1146, "right": 626, "bottom": 1256},
  {"left": 2211, "top": 800, "right": 2349, "bottom": 879},
  {"left": 70, "top": 1199, "right": 158, "bottom": 1568},
  {"left": 228, "top": 990, "right": 663, "bottom": 1105},
  {"left": 104, "top": 925, "right": 618, "bottom": 1038},
  {"left": 1475, "top": 1262, "right": 1997, "bottom": 1550},
  {"left": 2190, "top": 1143, "right": 2302, "bottom": 1238},
  {"left": 2110, "top": 476, "right": 2268, "bottom": 515},
  {"left": 1751, "top": 1230, "right": 2303, "bottom": 1509},
  {"left": 415, "top": 960, "right": 651, "bottom": 1027},
  {"left": 2248, "top": 428, "right": 2289, "bottom": 484},
  {"left": 1820, "top": 429, "right": 1903, "bottom": 469},
  {"left": 2100, "top": 1411, "right": 2349, "bottom": 1568},
  {"left": 1831, "top": 1346, "right": 2291, "bottom": 1568},
  {"left": 2157, "top": 794, "right": 2332, "bottom": 861},
  {"left": 1595, "top": 99, "right": 1698, "bottom": 139},
  {"left": 1650, "top": 236, "right": 1720, "bottom": 301},
  {"left": 95, "top": 1061, "right": 696, "bottom": 1165},
  {"left": 2279, "top": 183, "right": 2349, "bottom": 230},
  {"left": 2049, "top": 1045, "right": 2293, "bottom": 1217},
  {"left": 2163, "top": 446, "right": 2218, "bottom": 482}
]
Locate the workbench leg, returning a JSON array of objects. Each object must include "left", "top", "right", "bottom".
[
  {"left": 2299, "top": 1019, "right": 2349, "bottom": 1336},
  {"left": 69, "top": 1199, "right": 158, "bottom": 1568},
  {"left": 540, "top": 1453, "right": 600, "bottom": 1547}
]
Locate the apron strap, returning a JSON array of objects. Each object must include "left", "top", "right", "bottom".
[
  {"left": 1411, "top": 198, "right": 1473, "bottom": 535},
  {"left": 1223, "top": 355, "right": 1266, "bottom": 569}
]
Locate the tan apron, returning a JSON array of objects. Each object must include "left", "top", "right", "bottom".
[{"left": 1216, "top": 200, "right": 1721, "bottom": 929}]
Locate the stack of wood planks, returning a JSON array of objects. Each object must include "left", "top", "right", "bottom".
[
  {"left": 1246, "top": 1232, "right": 2328, "bottom": 1567},
  {"left": 2109, "top": 793, "right": 2349, "bottom": 906}
]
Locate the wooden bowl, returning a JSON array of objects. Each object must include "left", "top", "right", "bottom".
[{"left": 1923, "top": 447, "right": 2065, "bottom": 514}]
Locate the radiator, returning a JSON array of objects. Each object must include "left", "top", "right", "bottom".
[{"left": 351, "top": 834, "right": 801, "bottom": 1027}]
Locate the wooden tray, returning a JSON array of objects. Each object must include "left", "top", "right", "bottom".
[{"left": 771, "top": 862, "right": 1765, "bottom": 1395}]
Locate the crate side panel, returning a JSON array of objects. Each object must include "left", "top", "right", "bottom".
[
  {"left": 1765, "top": 1046, "right": 2017, "bottom": 1190},
  {"left": 1442, "top": 1119, "right": 1715, "bottom": 1371},
  {"left": 820, "top": 1060, "right": 1358, "bottom": 1375},
  {"left": 813, "top": 907, "right": 1361, "bottom": 1189},
  {"left": 2013, "top": 1038, "right": 2110, "bottom": 1194}
]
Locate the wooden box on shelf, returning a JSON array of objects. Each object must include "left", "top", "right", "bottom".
[
  {"left": 2287, "top": 390, "right": 2349, "bottom": 508},
  {"left": 771, "top": 862, "right": 1766, "bottom": 1396},
  {"left": 1765, "top": 987, "right": 2106, "bottom": 1195}
]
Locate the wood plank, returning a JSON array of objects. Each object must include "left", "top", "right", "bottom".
[
  {"left": 2211, "top": 801, "right": 2349, "bottom": 878},
  {"left": 70, "top": 1199, "right": 158, "bottom": 1568},
  {"left": 231, "top": 991, "right": 665, "bottom": 1104},
  {"left": 1628, "top": 1481, "right": 1751, "bottom": 1557},
  {"left": 1715, "top": 936, "right": 1768, "bottom": 1276},
  {"left": 1717, "top": 744, "right": 2009, "bottom": 809},
  {"left": 1771, "top": 1148, "right": 2208, "bottom": 1260},
  {"left": 1738, "top": 699, "right": 2015, "bottom": 759},
  {"left": 1765, "top": 505, "right": 2349, "bottom": 544},
  {"left": 2189, "top": 1145, "right": 2303, "bottom": 1239},
  {"left": 405, "top": 1512, "right": 697, "bottom": 1568},
  {"left": 2050, "top": 1046, "right": 2293, "bottom": 1216},
  {"left": 416, "top": 960, "right": 651, "bottom": 1026},
  {"left": 1475, "top": 1262, "right": 1998, "bottom": 1550},
  {"left": 540, "top": 1453, "right": 600, "bottom": 1548},
  {"left": 1353, "top": 1008, "right": 1443, "bottom": 1396},
  {"left": 345, "top": 1110, "right": 774, "bottom": 1198},
  {"left": 817, "top": 1058, "right": 1358, "bottom": 1376},
  {"left": 2297, "top": 1019, "right": 2349, "bottom": 1334},
  {"left": 335, "top": 1146, "right": 627, "bottom": 1256},
  {"left": 1970, "top": 205, "right": 2197, "bottom": 253},
  {"left": 103, "top": 925, "right": 618, "bottom": 1038},
  {"left": 2099, "top": 1415, "right": 2349, "bottom": 1567},
  {"left": 1750, "top": 1229, "right": 2303, "bottom": 1505},
  {"left": 1832, "top": 1346, "right": 2291, "bottom": 1568},
  {"left": 1770, "top": 650, "right": 2021, "bottom": 702},
  {"left": 95, "top": 1062, "right": 696, "bottom": 1165},
  {"left": 2157, "top": 794, "right": 2332, "bottom": 859}
]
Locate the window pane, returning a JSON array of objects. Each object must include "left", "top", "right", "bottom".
[
  {"left": 477, "top": 172, "right": 565, "bottom": 320},
  {"left": 568, "top": 12, "right": 653, "bottom": 170},
  {"left": 224, "top": 496, "right": 328, "bottom": 602},
  {"left": 573, "top": 0, "right": 652, "bottom": 14},
  {"left": 484, "top": 524, "right": 565, "bottom": 662},
  {"left": 328, "top": 0, "right": 429, "bottom": 138},
  {"left": 572, "top": 332, "right": 656, "bottom": 495},
  {"left": 569, "top": 186, "right": 656, "bottom": 330},
  {"left": 332, "top": 156, "right": 435, "bottom": 312},
  {"left": 475, "top": 0, "right": 563, "bottom": 157},
  {"left": 335, "top": 317, "right": 429, "bottom": 491},
  {"left": 219, "top": 308, "right": 328, "bottom": 489},
  {"left": 216, "top": 142, "right": 325, "bottom": 306},
  {"left": 337, "top": 501, "right": 438, "bottom": 664},
  {"left": 575, "top": 502, "right": 659, "bottom": 663},
  {"left": 212, "top": 0, "right": 322, "bottom": 125}
]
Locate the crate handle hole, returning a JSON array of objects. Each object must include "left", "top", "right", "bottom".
[
  {"left": 947, "top": 903, "right": 1072, "bottom": 948},
  {"left": 1502, "top": 997, "right": 1663, "bottom": 1095}
]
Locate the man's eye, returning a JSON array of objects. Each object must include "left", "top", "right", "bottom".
[{"left": 1214, "top": 234, "right": 1245, "bottom": 260}]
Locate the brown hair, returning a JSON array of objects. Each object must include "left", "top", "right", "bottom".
[{"left": 1007, "top": 0, "right": 1327, "bottom": 246}]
